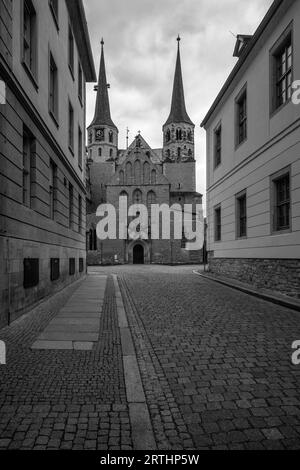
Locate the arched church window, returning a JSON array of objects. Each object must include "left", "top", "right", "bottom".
[
  {"left": 166, "top": 149, "right": 171, "bottom": 159},
  {"left": 166, "top": 129, "right": 171, "bottom": 143},
  {"left": 133, "top": 189, "right": 142, "bottom": 204},
  {"left": 143, "top": 161, "right": 150, "bottom": 184},
  {"left": 126, "top": 162, "right": 132, "bottom": 184},
  {"left": 109, "top": 131, "right": 113, "bottom": 143},
  {"left": 176, "top": 129, "right": 182, "bottom": 141},
  {"left": 119, "top": 170, "right": 124, "bottom": 185},
  {"left": 177, "top": 148, "right": 181, "bottom": 158},
  {"left": 187, "top": 130, "right": 192, "bottom": 141},
  {"left": 188, "top": 149, "right": 193, "bottom": 158},
  {"left": 120, "top": 190, "right": 128, "bottom": 210},
  {"left": 134, "top": 160, "right": 141, "bottom": 184},
  {"left": 151, "top": 169, "right": 156, "bottom": 185},
  {"left": 110, "top": 149, "right": 113, "bottom": 158},
  {"left": 98, "top": 148, "right": 102, "bottom": 157},
  {"left": 147, "top": 190, "right": 156, "bottom": 211}
]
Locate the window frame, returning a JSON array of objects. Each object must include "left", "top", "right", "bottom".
[
  {"left": 21, "top": 0, "right": 38, "bottom": 87},
  {"left": 270, "top": 23, "right": 293, "bottom": 115},
  {"left": 213, "top": 122, "right": 222, "bottom": 169},
  {"left": 235, "top": 85, "right": 247, "bottom": 148},
  {"left": 270, "top": 166, "right": 291, "bottom": 234},
  {"left": 235, "top": 190, "right": 247, "bottom": 239},
  {"left": 48, "top": 49, "right": 59, "bottom": 125},
  {"left": 68, "top": 24, "right": 74, "bottom": 79},
  {"left": 68, "top": 99, "right": 74, "bottom": 153},
  {"left": 214, "top": 204, "right": 222, "bottom": 242},
  {"left": 78, "top": 126, "right": 83, "bottom": 170},
  {"left": 49, "top": 0, "right": 59, "bottom": 30},
  {"left": 78, "top": 61, "right": 83, "bottom": 105},
  {"left": 49, "top": 159, "right": 57, "bottom": 220}
]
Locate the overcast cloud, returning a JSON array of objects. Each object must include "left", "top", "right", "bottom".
[{"left": 83, "top": 0, "right": 273, "bottom": 200}]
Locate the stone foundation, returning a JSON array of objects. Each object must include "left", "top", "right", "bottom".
[{"left": 208, "top": 254, "right": 300, "bottom": 299}]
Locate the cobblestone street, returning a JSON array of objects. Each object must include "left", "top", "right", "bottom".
[{"left": 1, "top": 265, "right": 300, "bottom": 450}]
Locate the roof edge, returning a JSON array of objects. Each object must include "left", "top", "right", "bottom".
[
  {"left": 201, "top": 0, "right": 287, "bottom": 128},
  {"left": 66, "top": 0, "right": 96, "bottom": 82}
]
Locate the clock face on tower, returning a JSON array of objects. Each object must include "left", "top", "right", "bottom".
[{"left": 95, "top": 128, "right": 105, "bottom": 141}]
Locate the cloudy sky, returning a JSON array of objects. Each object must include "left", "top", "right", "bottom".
[{"left": 83, "top": 0, "right": 273, "bottom": 199}]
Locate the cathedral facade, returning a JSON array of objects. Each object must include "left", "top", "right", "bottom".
[{"left": 86, "top": 38, "right": 203, "bottom": 265}]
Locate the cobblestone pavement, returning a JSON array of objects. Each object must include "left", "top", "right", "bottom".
[
  {"left": 0, "top": 276, "right": 131, "bottom": 450},
  {"left": 1, "top": 265, "right": 300, "bottom": 450},
  {"left": 116, "top": 265, "right": 300, "bottom": 450}
]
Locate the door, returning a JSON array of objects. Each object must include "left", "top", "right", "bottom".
[{"left": 133, "top": 244, "right": 144, "bottom": 265}]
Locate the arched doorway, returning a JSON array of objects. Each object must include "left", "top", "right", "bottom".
[{"left": 133, "top": 244, "right": 144, "bottom": 264}]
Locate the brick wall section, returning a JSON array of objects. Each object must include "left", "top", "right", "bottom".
[{"left": 208, "top": 254, "right": 300, "bottom": 298}]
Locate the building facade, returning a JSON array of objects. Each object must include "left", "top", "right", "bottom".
[
  {"left": 0, "top": 0, "right": 96, "bottom": 327},
  {"left": 202, "top": 0, "right": 300, "bottom": 298},
  {"left": 87, "top": 38, "right": 203, "bottom": 265}
]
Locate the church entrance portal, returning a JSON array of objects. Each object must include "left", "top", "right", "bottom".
[{"left": 133, "top": 244, "right": 144, "bottom": 265}]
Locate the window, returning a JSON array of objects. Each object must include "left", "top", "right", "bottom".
[
  {"left": 187, "top": 130, "right": 192, "bottom": 142},
  {"left": 50, "top": 258, "right": 60, "bottom": 281},
  {"left": 78, "top": 127, "right": 83, "bottom": 169},
  {"left": 143, "top": 162, "right": 150, "bottom": 184},
  {"left": 147, "top": 190, "right": 156, "bottom": 212},
  {"left": 88, "top": 229, "right": 97, "bottom": 251},
  {"left": 79, "top": 258, "right": 84, "bottom": 273},
  {"left": 88, "top": 132, "right": 93, "bottom": 145},
  {"left": 165, "top": 129, "right": 171, "bottom": 143},
  {"left": 110, "top": 149, "right": 113, "bottom": 158},
  {"left": 24, "top": 258, "right": 39, "bottom": 289},
  {"left": 236, "top": 191, "right": 247, "bottom": 238},
  {"left": 49, "top": 0, "right": 58, "bottom": 28},
  {"left": 109, "top": 130, "right": 113, "bottom": 143},
  {"left": 68, "top": 100, "right": 74, "bottom": 151},
  {"left": 49, "top": 160, "right": 57, "bottom": 219},
  {"left": 49, "top": 52, "right": 58, "bottom": 121},
  {"left": 78, "top": 62, "right": 83, "bottom": 104},
  {"left": 69, "top": 183, "right": 73, "bottom": 229},
  {"left": 177, "top": 148, "right": 181, "bottom": 159},
  {"left": 151, "top": 170, "right": 156, "bottom": 185},
  {"left": 134, "top": 160, "right": 141, "bottom": 184},
  {"left": 176, "top": 129, "right": 182, "bottom": 140},
  {"left": 214, "top": 205, "right": 221, "bottom": 241},
  {"left": 68, "top": 25, "right": 74, "bottom": 77},
  {"left": 126, "top": 162, "right": 132, "bottom": 184},
  {"left": 272, "top": 30, "right": 293, "bottom": 111},
  {"left": 98, "top": 148, "right": 102, "bottom": 157},
  {"left": 236, "top": 88, "right": 247, "bottom": 146},
  {"left": 69, "top": 258, "right": 75, "bottom": 276},
  {"left": 78, "top": 194, "right": 82, "bottom": 233},
  {"left": 272, "top": 168, "right": 290, "bottom": 232},
  {"left": 133, "top": 189, "right": 142, "bottom": 204},
  {"left": 214, "top": 124, "right": 222, "bottom": 168},
  {"left": 22, "top": 128, "right": 35, "bottom": 208},
  {"left": 119, "top": 170, "right": 124, "bottom": 185},
  {"left": 22, "top": 0, "right": 37, "bottom": 79}
]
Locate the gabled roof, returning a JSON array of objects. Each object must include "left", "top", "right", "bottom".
[
  {"left": 89, "top": 40, "right": 117, "bottom": 129},
  {"left": 118, "top": 135, "right": 163, "bottom": 165},
  {"left": 164, "top": 37, "right": 194, "bottom": 127}
]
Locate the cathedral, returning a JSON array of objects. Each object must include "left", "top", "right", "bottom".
[{"left": 86, "top": 37, "right": 203, "bottom": 265}]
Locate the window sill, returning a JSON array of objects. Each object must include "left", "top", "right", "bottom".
[
  {"left": 271, "top": 227, "right": 292, "bottom": 235},
  {"left": 235, "top": 137, "right": 247, "bottom": 151},
  {"left": 22, "top": 61, "right": 38, "bottom": 91},
  {"left": 270, "top": 98, "right": 291, "bottom": 119}
]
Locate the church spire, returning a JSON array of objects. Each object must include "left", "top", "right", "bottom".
[
  {"left": 90, "top": 39, "right": 117, "bottom": 129},
  {"left": 164, "top": 36, "right": 194, "bottom": 127}
]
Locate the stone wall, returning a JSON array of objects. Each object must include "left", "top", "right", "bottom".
[{"left": 208, "top": 254, "right": 300, "bottom": 298}]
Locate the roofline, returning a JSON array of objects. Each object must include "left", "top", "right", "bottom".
[
  {"left": 66, "top": 0, "right": 96, "bottom": 82},
  {"left": 201, "top": 0, "right": 287, "bottom": 128}
]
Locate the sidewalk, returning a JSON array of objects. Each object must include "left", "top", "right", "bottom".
[{"left": 32, "top": 276, "right": 107, "bottom": 351}]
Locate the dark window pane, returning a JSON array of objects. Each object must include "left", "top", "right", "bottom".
[{"left": 24, "top": 258, "right": 39, "bottom": 289}]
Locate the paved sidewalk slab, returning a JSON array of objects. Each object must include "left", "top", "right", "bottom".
[{"left": 31, "top": 275, "right": 107, "bottom": 350}]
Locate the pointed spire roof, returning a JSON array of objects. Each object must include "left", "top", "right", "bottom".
[
  {"left": 164, "top": 36, "right": 194, "bottom": 127},
  {"left": 90, "top": 39, "right": 117, "bottom": 129}
]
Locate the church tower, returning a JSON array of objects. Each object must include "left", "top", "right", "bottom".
[
  {"left": 87, "top": 39, "right": 118, "bottom": 163},
  {"left": 163, "top": 36, "right": 195, "bottom": 163}
]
